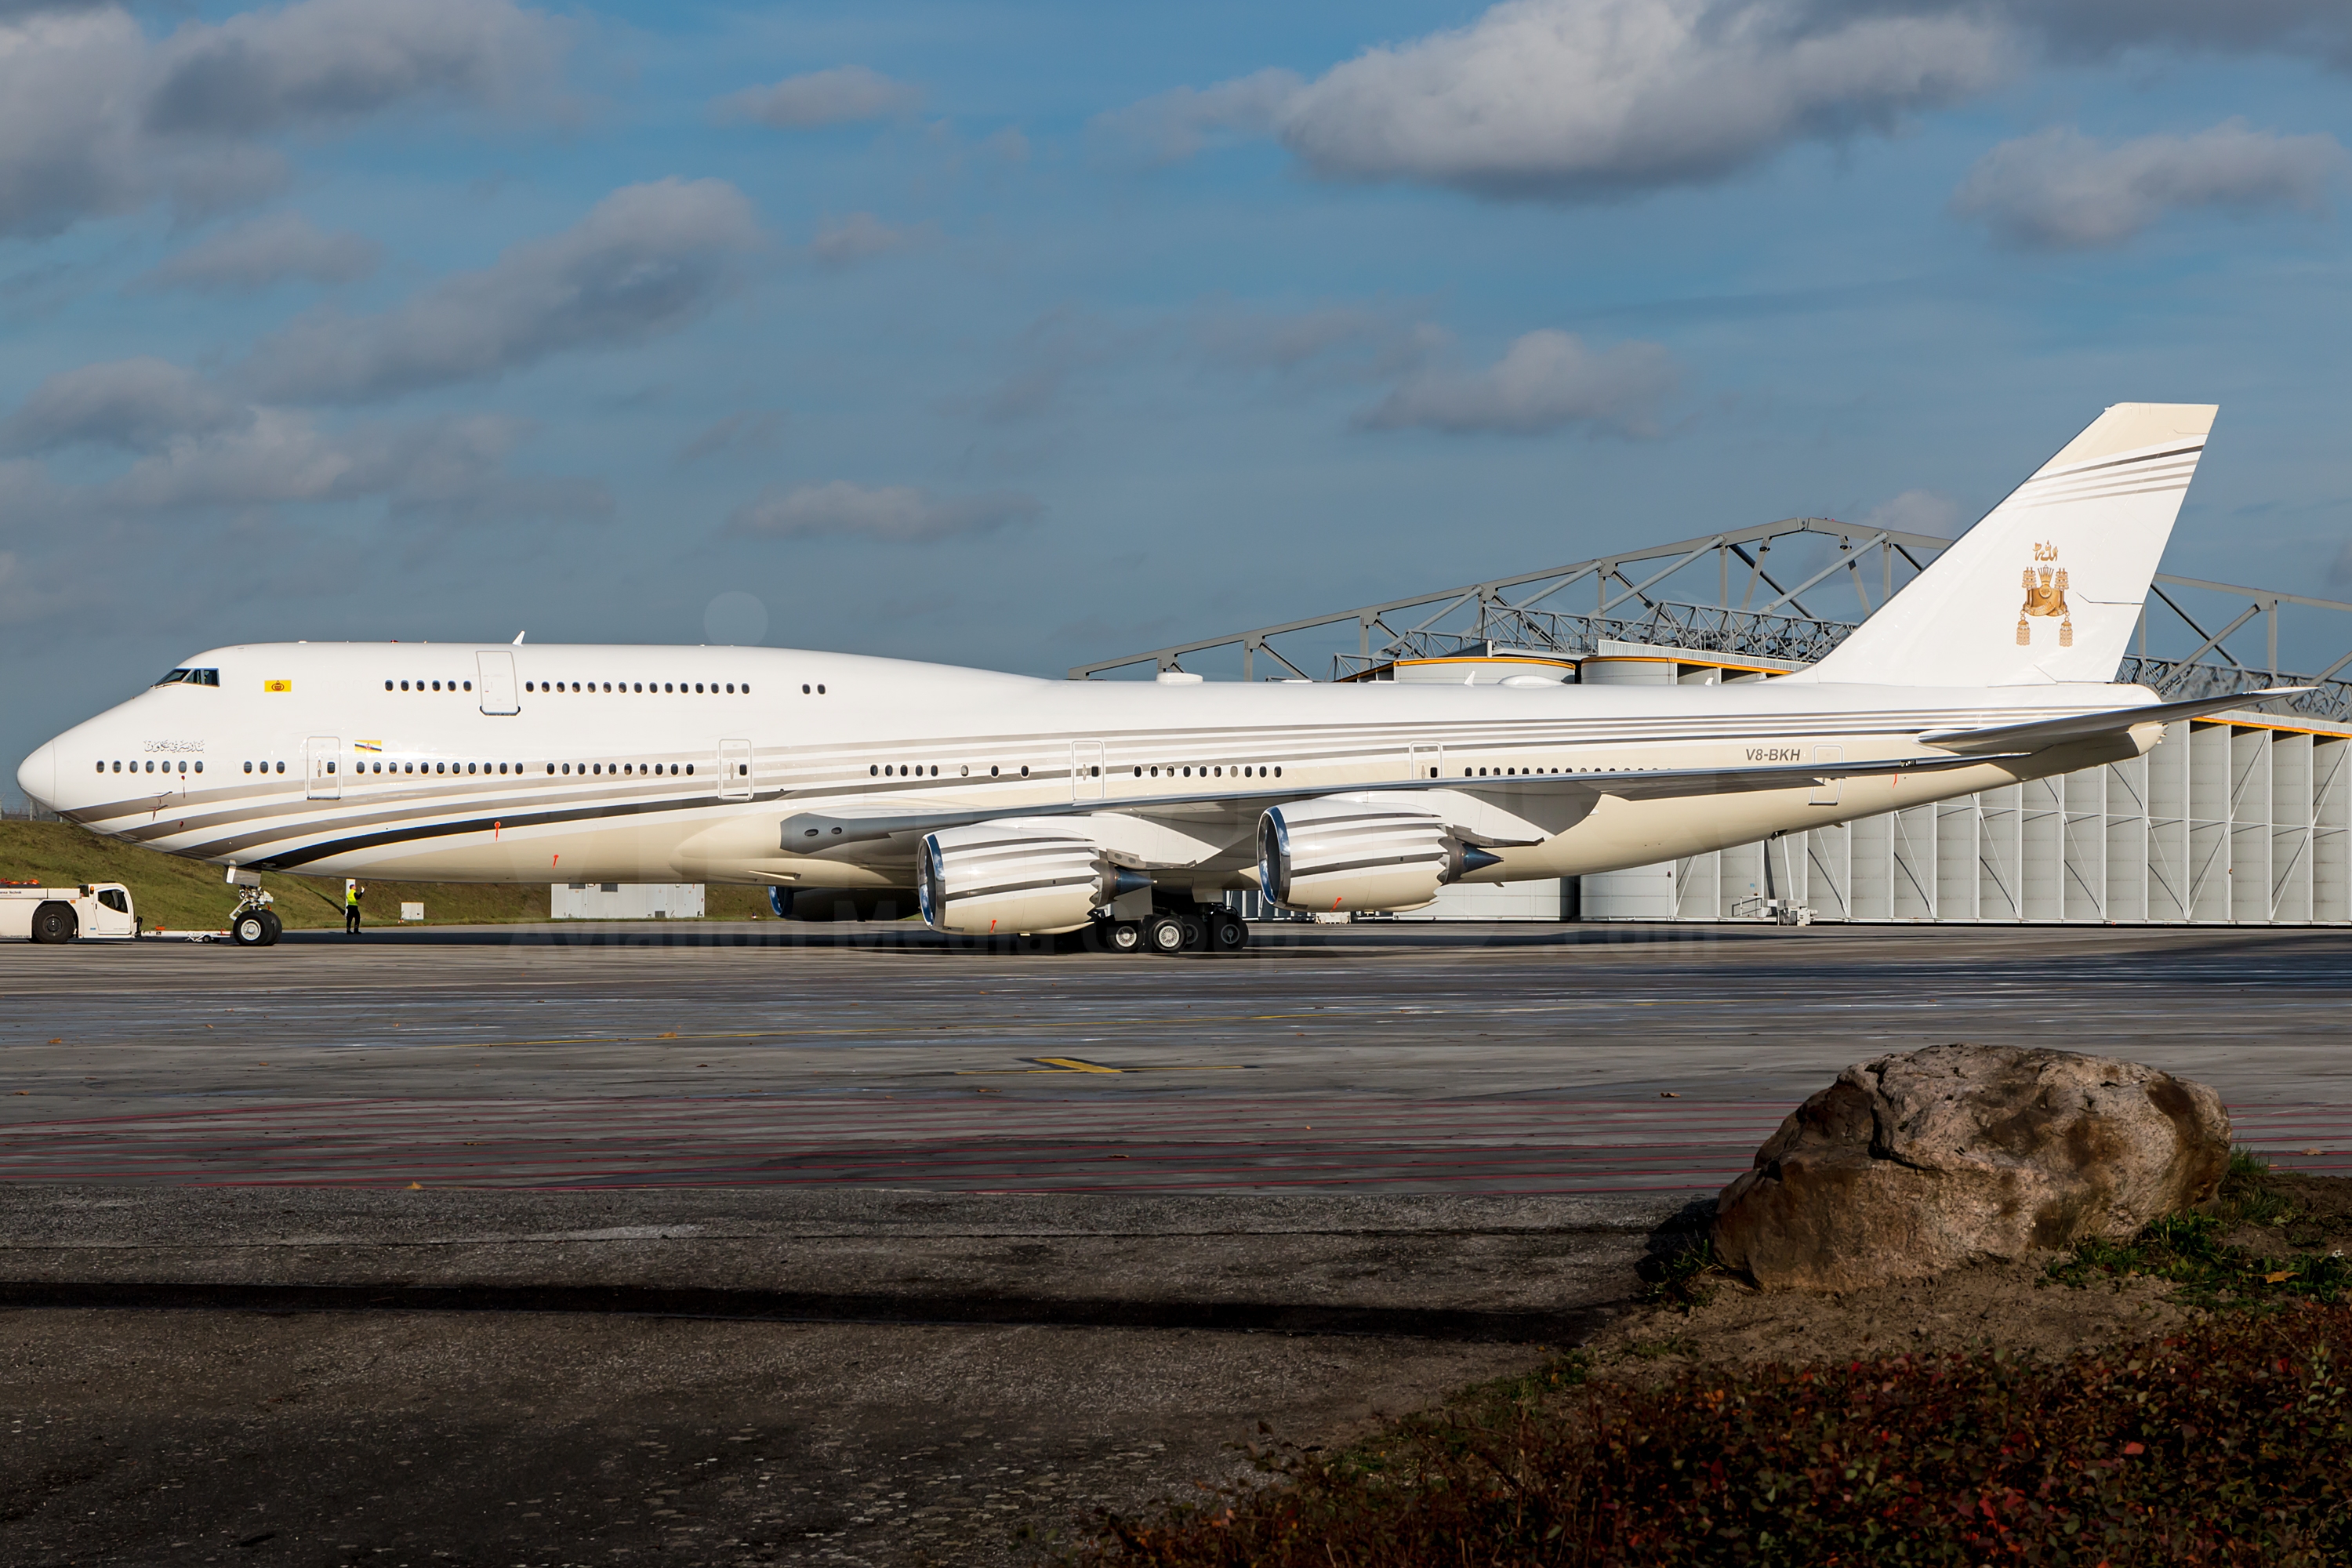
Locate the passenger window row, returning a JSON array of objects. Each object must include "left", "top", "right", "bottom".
[
  {"left": 384, "top": 680, "right": 473, "bottom": 692},
  {"left": 1137, "top": 764, "right": 1280, "bottom": 780},
  {"left": 522, "top": 681, "right": 751, "bottom": 695},
  {"left": 101, "top": 759, "right": 205, "bottom": 774},
  {"left": 1465, "top": 766, "right": 1564, "bottom": 776},
  {"left": 550, "top": 763, "right": 692, "bottom": 776},
  {"left": 872, "top": 764, "right": 1029, "bottom": 779}
]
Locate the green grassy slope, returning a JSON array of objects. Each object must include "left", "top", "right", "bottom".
[{"left": 0, "top": 821, "right": 775, "bottom": 929}]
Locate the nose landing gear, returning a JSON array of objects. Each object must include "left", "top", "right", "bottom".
[{"left": 228, "top": 889, "right": 282, "bottom": 946}]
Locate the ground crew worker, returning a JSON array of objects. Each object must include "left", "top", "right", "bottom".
[{"left": 345, "top": 880, "right": 364, "bottom": 936}]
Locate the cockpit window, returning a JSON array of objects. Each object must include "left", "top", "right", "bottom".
[{"left": 154, "top": 668, "right": 219, "bottom": 687}]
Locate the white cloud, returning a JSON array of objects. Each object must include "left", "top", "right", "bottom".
[
  {"left": 0, "top": 0, "right": 564, "bottom": 238},
  {"left": 717, "top": 64, "right": 919, "bottom": 129},
  {"left": 726, "top": 481, "right": 1041, "bottom": 542},
  {"left": 140, "top": 212, "right": 379, "bottom": 293},
  {"left": 1279, "top": 0, "right": 2010, "bottom": 198},
  {"left": 1091, "top": 68, "right": 1301, "bottom": 166},
  {"left": 1951, "top": 122, "right": 2347, "bottom": 249},
  {"left": 239, "top": 179, "right": 762, "bottom": 404},
  {"left": 1357, "top": 329, "right": 1679, "bottom": 436},
  {"left": 0, "top": 357, "right": 247, "bottom": 453},
  {"left": 1817, "top": 0, "right": 2352, "bottom": 71},
  {"left": 808, "top": 211, "right": 922, "bottom": 268},
  {"left": 0, "top": 390, "right": 601, "bottom": 521}
]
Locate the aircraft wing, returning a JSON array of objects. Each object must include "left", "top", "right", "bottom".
[
  {"left": 1454, "top": 751, "right": 2019, "bottom": 801},
  {"left": 1917, "top": 688, "right": 2311, "bottom": 754},
  {"left": 779, "top": 752, "right": 2017, "bottom": 852}
]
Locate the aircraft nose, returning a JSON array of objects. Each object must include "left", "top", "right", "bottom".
[{"left": 16, "top": 739, "right": 57, "bottom": 812}]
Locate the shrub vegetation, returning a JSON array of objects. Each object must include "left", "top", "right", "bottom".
[
  {"left": 1089, "top": 1306, "right": 2350, "bottom": 1566},
  {"left": 1089, "top": 1160, "right": 2350, "bottom": 1567}
]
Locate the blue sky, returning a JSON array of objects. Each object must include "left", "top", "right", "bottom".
[{"left": 4, "top": 0, "right": 2350, "bottom": 786}]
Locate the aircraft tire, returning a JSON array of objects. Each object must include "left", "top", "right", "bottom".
[
  {"left": 1144, "top": 913, "right": 1188, "bottom": 956},
  {"left": 1209, "top": 912, "right": 1249, "bottom": 953},
  {"left": 1103, "top": 920, "right": 1143, "bottom": 954},
  {"left": 259, "top": 910, "right": 283, "bottom": 946},
  {"left": 29, "top": 902, "right": 75, "bottom": 944},
  {"left": 231, "top": 912, "right": 269, "bottom": 947}
]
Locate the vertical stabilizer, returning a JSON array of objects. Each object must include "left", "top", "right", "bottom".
[{"left": 1795, "top": 403, "right": 2216, "bottom": 686}]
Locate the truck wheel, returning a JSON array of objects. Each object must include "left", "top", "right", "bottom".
[
  {"left": 259, "top": 910, "right": 283, "bottom": 946},
  {"left": 30, "top": 903, "right": 76, "bottom": 944},
  {"left": 232, "top": 912, "right": 269, "bottom": 946}
]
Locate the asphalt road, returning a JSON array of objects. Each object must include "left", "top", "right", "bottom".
[
  {"left": 3, "top": 918, "right": 2347, "bottom": 1566},
  {"left": 0, "top": 920, "right": 2346, "bottom": 1192}
]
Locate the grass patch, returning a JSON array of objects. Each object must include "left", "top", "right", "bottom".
[
  {"left": 1082, "top": 1305, "right": 2352, "bottom": 1566},
  {"left": 2045, "top": 1153, "right": 2352, "bottom": 1309},
  {"left": 2217, "top": 1148, "right": 2302, "bottom": 1232},
  {"left": 0, "top": 819, "right": 782, "bottom": 930},
  {"left": 1637, "top": 1236, "right": 1725, "bottom": 1313}
]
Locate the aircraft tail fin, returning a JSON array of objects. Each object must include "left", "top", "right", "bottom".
[{"left": 1794, "top": 403, "right": 2217, "bottom": 686}]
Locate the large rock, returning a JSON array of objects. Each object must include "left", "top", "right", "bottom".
[{"left": 1713, "top": 1043, "right": 2230, "bottom": 1292}]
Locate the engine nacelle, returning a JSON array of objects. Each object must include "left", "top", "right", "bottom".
[
  {"left": 918, "top": 818, "right": 1149, "bottom": 935},
  {"left": 1257, "top": 796, "right": 1497, "bottom": 913}
]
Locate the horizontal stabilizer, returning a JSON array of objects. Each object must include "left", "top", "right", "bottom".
[{"left": 1918, "top": 688, "right": 2310, "bottom": 753}]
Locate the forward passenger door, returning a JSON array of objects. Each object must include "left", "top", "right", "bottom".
[
  {"left": 719, "top": 739, "right": 753, "bottom": 801},
  {"left": 477, "top": 651, "right": 520, "bottom": 715},
  {"left": 306, "top": 737, "right": 342, "bottom": 801}
]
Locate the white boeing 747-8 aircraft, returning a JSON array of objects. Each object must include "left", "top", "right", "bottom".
[{"left": 16, "top": 403, "right": 2296, "bottom": 952}]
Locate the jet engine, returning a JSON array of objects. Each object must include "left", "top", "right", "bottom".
[
  {"left": 1257, "top": 796, "right": 1498, "bottom": 913},
  {"left": 918, "top": 818, "right": 1150, "bottom": 935}
]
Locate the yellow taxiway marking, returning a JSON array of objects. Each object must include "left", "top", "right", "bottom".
[
  {"left": 428, "top": 1016, "right": 1340, "bottom": 1050},
  {"left": 411, "top": 996, "right": 1730, "bottom": 1055},
  {"left": 953, "top": 1058, "right": 1248, "bottom": 1076}
]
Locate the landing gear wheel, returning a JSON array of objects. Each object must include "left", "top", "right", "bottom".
[
  {"left": 30, "top": 903, "right": 75, "bottom": 944},
  {"left": 259, "top": 910, "right": 283, "bottom": 946},
  {"left": 1178, "top": 917, "right": 1206, "bottom": 952},
  {"left": 231, "top": 911, "right": 270, "bottom": 946},
  {"left": 1104, "top": 920, "right": 1143, "bottom": 954},
  {"left": 1144, "top": 913, "right": 1189, "bottom": 956},
  {"left": 1209, "top": 911, "right": 1250, "bottom": 953}
]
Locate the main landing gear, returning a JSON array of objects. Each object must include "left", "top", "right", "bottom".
[{"left": 1094, "top": 901, "right": 1249, "bottom": 956}]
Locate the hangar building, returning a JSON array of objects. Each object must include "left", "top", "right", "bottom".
[{"left": 1077, "top": 518, "right": 2352, "bottom": 927}]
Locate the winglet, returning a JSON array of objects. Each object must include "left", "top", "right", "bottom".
[{"left": 512, "top": 631, "right": 526, "bottom": 645}]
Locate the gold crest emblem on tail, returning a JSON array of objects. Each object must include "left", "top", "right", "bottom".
[{"left": 2018, "top": 543, "right": 2072, "bottom": 647}]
